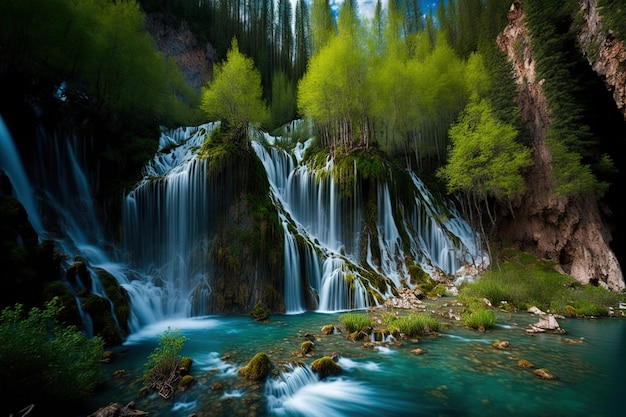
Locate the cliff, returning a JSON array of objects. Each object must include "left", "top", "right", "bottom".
[
  {"left": 577, "top": 0, "right": 626, "bottom": 121},
  {"left": 496, "top": 1, "right": 625, "bottom": 291}
]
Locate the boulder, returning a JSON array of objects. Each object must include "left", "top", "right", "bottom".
[
  {"left": 311, "top": 356, "right": 342, "bottom": 379},
  {"left": 526, "top": 314, "right": 566, "bottom": 334},
  {"left": 237, "top": 352, "right": 272, "bottom": 381}
]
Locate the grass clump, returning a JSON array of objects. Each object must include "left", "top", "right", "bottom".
[
  {"left": 339, "top": 313, "right": 372, "bottom": 333},
  {"left": 462, "top": 308, "right": 497, "bottom": 330},
  {"left": 458, "top": 250, "right": 626, "bottom": 316},
  {"left": 385, "top": 313, "right": 440, "bottom": 337}
]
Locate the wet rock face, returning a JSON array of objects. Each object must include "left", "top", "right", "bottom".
[{"left": 495, "top": 1, "right": 625, "bottom": 291}]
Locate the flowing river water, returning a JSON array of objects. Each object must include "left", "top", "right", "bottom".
[{"left": 86, "top": 307, "right": 626, "bottom": 417}]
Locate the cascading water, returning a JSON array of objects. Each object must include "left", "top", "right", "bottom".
[
  {"left": 3, "top": 114, "right": 485, "bottom": 338},
  {"left": 252, "top": 124, "right": 486, "bottom": 313},
  {"left": 0, "top": 116, "right": 44, "bottom": 235}
]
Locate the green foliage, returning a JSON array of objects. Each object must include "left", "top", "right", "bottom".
[
  {"left": 144, "top": 327, "right": 187, "bottom": 382},
  {"left": 339, "top": 313, "right": 372, "bottom": 333},
  {"left": 458, "top": 250, "right": 626, "bottom": 315},
  {"left": 525, "top": 0, "right": 609, "bottom": 196},
  {"left": 386, "top": 313, "right": 440, "bottom": 337},
  {"left": 201, "top": 38, "right": 268, "bottom": 137},
  {"left": 598, "top": 0, "right": 626, "bottom": 42},
  {"left": 270, "top": 70, "right": 298, "bottom": 130},
  {"left": 438, "top": 97, "right": 531, "bottom": 201},
  {"left": 462, "top": 308, "right": 497, "bottom": 330},
  {"left": 0, "top": 0, "right": 199, "bottom": 128},
  {"left": 0, "top": 298, "right": 104, "bottom": 412}
]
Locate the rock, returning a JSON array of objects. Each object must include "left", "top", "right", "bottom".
[
  {"left": 300, "top": 340, "right": 314, "bottom": 355},
  {"left": 311, "top": 356, "right": 342, "bottom": 379},
  {"left": 179, "top": 356, "right": 193, "bottom": 375},
  {"left": 562, "top": 337, "right": 584, "bottom": 344},
  {"left": 321, "top": 324, "right": 336, "bottom": 335},
  {"left": 411, "top": 348, "right": 425, "bottom": 355},
  {"left": 528, "top": 306, "right": 545, "bottom": 315},
  {"left": 492, "top": 340, "right": 510, "bottom": 350},
  {"left": 211, "top": 382, "right": 223, "bottom": 390},
  {"left": 178, "top": 374, "right": 194, "bottom": 390},
  {"left": 237, "top": 352, "right": 272, "bottom": 381},
  {"left": 527, "top": 314, "right": 566, "bottom": 334},
  {"left": 517, "top": 359, "right": 534, "bottom": 369},
  {"left": 533, "top": 368, "right": 557, "bottom": 380},
  {"left": 88, "top": 401, "right": 148, "bottom": 417}
]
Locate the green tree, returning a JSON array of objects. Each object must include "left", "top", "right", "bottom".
[
  {"left": 0, "top": 299, "right": 104, "bottom": 414},
  {"left": 200, "top": 38, "right": 268, "bottom": 145},
  {"left": 437, "top": 97, "right": 531, "bottom": 252},
  {"left": 310, "top": 0, "right": 336, "bottom": 54}
]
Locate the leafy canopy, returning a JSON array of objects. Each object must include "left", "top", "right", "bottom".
[{"left": 200, "top": 38, "right": 268, "bottom": 132}]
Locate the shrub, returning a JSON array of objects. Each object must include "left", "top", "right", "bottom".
[
  {"left": 143, "top": 327, "right": 187, "bottom": 397},
  {"left": 339, "top": 313, "right": 372, "bottom": 333},
  {"left": 0, "top": 298, "right": 104, "bottom": 413},
  {"left": 463, "top": 308, "right": 497, "bottom": 330},
  {"left": 388, "top": 313, "right": 440, "bottom": 337}
]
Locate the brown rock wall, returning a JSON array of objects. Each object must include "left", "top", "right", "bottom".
[{"left": 496, "top": 1, "right": 624, "bottom": 291}]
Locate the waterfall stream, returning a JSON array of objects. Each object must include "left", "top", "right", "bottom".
[{"left": 2, "top": 120, "right": 486, "bottom": 336}]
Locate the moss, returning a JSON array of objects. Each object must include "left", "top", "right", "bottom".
[
  {"left": 179, "top": 357, "right": 192, "bottom": 375},
  {"left": 178, "top": 374, "right": 195, "bottom": 390},
  {"left": 238, "top": 352, "right": 272, "bottom": 381},
  {"left": 81, "top": 294, "right": 124, "bottom": 346},
  {"left": 252, "top": 302, "right": 270, "bottom": 321},
  {"left": 311, "top": 356, "right": 342, "bottom": 379},
  {"left": 300, "top": 340, "right": 314, "bottom": 354},
  {"left": 321, "top": 325, "right": 335, "bottom": 335}
]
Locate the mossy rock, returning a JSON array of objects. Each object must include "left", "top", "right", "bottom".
[
  {"left": 179, "top": 357, "right": 193, "bottom": 375},
  {"left": 517, "top": 359, "right": 534, "bottom": 369},
  {"left": 238, "top": 352, "right": 272, "bottom": 381},
  {"left": 178, "top": 374, "right": 195, "bottom": 390},
  {"left": 321, "top": 325, "right": 335, "bottom": 335},
  {"left": 252, "top": 302, "right": 270, "bottom": 321},
  {"left": 300, "top": 340, "right": 314, "bottom": 354},
  {"left": 311, "top": 356, "right": 342, "bottom": 379}
]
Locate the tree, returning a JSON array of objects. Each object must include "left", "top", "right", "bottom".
[
  {"left": 200, "top": 38, "right": 268, "bottom": 145},
  {"left": 437, "top": 97, "right": 531, "bottom": 255}
]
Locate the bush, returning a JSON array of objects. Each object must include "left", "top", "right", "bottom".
[
  {"left": 387, "top": 313, "right": 440, "bottom": 337},
  {"left": 143, "top": 327, "right": 187, "bottom": 397},
  {"left": 339, "top": 313, "right": 372, "bottom": 333},
  {"left": 0, "top": 298, "right": 104, "bottom": 414},
  {"left": 463, "top": 308, "right": 497, "bottom": 330}
]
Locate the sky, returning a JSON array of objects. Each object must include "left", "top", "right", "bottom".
[{"left": 289, "top": 0, "right": 442, "bottom": 20}]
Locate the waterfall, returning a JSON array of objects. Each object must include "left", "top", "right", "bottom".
[
  {"left": 0, "top": 115, "right": 44, "bottom": 234},
  {"left": 122, "top": 123, "right": 218, "bottom": 325},
  {"left": 265, "top": 363, "right": 399, "bottom": 417},
  {"left": 252, "top": 126, "right": 485, "bottom": 311},
  {"left": 5, "top": 113, "right": 486, "bottom": 337}
]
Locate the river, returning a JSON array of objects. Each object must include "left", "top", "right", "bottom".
[{"left": 86, "top": 307, "right": 626, "bottom": 417}]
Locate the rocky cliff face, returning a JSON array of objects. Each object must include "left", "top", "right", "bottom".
[
  {"left": 496, "top": 0, "right": 624, "bottom": 291},
  {"left": 145, "top": 14, "right": 216, "bottom": 92},
  {"left": 577, "top": 0, "right": 626, "bottom": 121}
]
